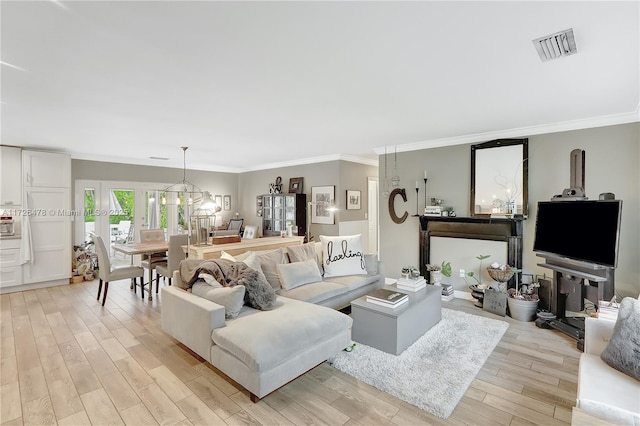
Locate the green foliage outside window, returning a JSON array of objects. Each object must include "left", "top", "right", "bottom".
[{"left": 109, "top": 190, "right": 135, "bottom": 224}]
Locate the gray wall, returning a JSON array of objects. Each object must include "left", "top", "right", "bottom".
[
  {"left": 379, "top": 122, "right": 640, "bottom": 298},
  {"left": 72, "top": 159, "right": 239, "bottom": 224},
  {"left": 237, "top": 160, "right": 378, "bottom": 239},
  {"left": 73, "top": 158, "right": 378, "bottom": 238}
]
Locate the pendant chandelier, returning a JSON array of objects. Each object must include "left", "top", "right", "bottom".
[
  {"left": 382, "top": 146, "right": 390, "bottom": 198},
  {"left": 163, "top": 147, "right": 220, "bottom": 248},
  {"left": 391, "top": 146, "right": 400, "bottom": 188}
]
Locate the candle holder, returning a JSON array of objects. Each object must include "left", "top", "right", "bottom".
[
  {"left": 414, "top": 186, "right": 420, "bottom": 216},
  {"left": 423, "top": 178, "right": 428, "bottom": 212}
]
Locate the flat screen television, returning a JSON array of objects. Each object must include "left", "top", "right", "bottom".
[{"left": 533, "top": 200, "right": 622, "bottom": 268}]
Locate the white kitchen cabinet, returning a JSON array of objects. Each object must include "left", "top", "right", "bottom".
[
  {"left": 22, "top": 150, "right": 71, "bottom": 188},
  {"left": 0, "top": 239, "right": 22, "bottom": 288},
  {"left": 1, "top": 146, "right": 22, "bottom": 206},
  {"left": 21, "top": 187, "right": 71, "bottom": 284}
]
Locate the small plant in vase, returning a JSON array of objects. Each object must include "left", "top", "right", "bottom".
[
  {"left": 464, "top": 255, "right": 491, "bottom": 290},
  {"left": 426, "top": 261, "right": 451, "bottom": 285},
  {"left": 426, "top": 264, "right": 441, "bottom": 284}
]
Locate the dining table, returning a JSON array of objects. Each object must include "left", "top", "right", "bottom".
[{"left": 112, "top": 241, "right": 168, "bottom": 301}]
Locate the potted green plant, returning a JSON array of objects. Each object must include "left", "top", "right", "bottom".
[
  {"left": 464, "top": 255, "right": 491, "bottom": 290},
  {"left": 426, "top": 261, "right": 451, "bottom": 285},
  {"left": 426, "top": 264, "right": 441, "bottom": 284}
]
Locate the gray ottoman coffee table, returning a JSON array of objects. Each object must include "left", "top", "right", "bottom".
[{"left": 351, "top": 283, "right": 441, "bottom": 355}]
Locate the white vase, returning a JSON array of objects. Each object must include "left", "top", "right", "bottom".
[
  {"left": 431, "top": 271, "right": 442, "bottom": 286},
  {"left": 508, "top": 297, "right": 538, "bottom": 321}
]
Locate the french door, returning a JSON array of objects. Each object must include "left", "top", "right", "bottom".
[{"left": 75, "top": 180, "right": 179, "bottom": 255}]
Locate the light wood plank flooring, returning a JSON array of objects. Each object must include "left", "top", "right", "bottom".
[{"left": 0, "top": 279, "right": 581, "bottom": 425}]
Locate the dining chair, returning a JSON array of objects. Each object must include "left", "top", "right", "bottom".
[
  {"left": 155, "top": 233, "right": 189, "bottom": 288},
  {"left": 139, "top": 229, "right": 167, "bottom": 291},
  {"left": 94, "top": 236, "right": 144, "bottom": 306},
  {"left": 227, "top": 218, "right": 244, "bottom": 234}
]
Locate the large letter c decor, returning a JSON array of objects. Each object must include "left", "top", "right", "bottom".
[{"left": 388, "top": 188, "right": 408, "bottom": 224}]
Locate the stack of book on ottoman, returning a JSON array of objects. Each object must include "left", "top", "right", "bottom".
[
  {"left": 396, "top": 275, "right": 426, "bottom": 292},
  {"left": 441, "top": 284, "right": 454, "bottom": 301},
  {"left": 366, "top": 288, "right": 409, "bottom": 308}
]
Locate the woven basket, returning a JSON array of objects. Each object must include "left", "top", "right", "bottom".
[{"left": 487, "top": 267, "right": 514, "bottom": 282}]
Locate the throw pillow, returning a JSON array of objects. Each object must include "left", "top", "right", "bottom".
[
  {"left": 220, "top": 251, "right": 235, "bottom": 261},
  {"left": 198, "top": 273, "right": 221, "bottom": 287},
  {"left": 277, "top": 259, "right": 323, "bottom": 290},
  {"left": 220, "top": 250, "right": 252, "bottom": 262},
  {"left": 600, "top": 297, "right": 640, "bottom": 380},
  {"left": 253, "top": 248, "right": 288, "bottom": 291},
  {"left": 320, "top": 234, "right": 367, "bottom": 278},
  {"left": 287, "top": 242, "right": 317, "bottom": 262},
  {"left": 287, "top": 243, "right": 323, "bottom": 273},
  {"left": 191, "top": 282, "right": 245, "bottom": 319},
  {"left": 242, "top": 253, "right": 270, "bottom": 288}
]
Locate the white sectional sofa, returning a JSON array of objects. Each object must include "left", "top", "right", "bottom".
[
  {"left": 161, "top": 241, "right": 384, "bottom": 401},
  {"left": 575, "top": 316, "right": 640, "bottom": 425}
]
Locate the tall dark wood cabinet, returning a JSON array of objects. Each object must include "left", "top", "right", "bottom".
[{"left": 261, "top": 193, "right": 307, "bottom": 237}]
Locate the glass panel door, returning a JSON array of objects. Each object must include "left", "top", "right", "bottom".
[
  {"left": 273, "top": 195, "right": 283, "bottom": 232},
  {"left": 262, "top": 195, "right": 273, "bottom": 233},
  {"left": 143, "top": 190, "right": 167, "bottom": 239},
  {"left": 284, "top": 195, "right": 295, "bottom": 229},
  {"left": 108, "top": 188, "right": 135, "bottom": 255},
  {"left": 82, "top": 188, "right": 96, "bottom": 243}
]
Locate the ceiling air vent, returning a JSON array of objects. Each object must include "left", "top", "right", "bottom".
[{"left": 533, "top": 28, "right": 577, "bottom": 62}]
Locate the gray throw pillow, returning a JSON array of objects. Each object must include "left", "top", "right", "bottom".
[
  {"left": 287, "top": 243, "right": 317, "bottom": 261},
  {"left": 277, "top": 259, "right": 323, "bottom": 290},
  {"left": 253, "top": 248, "right": 288, "bottom": 291},
  {"left": 287, "top": 242, "right": 323, "bottom": 274},
  {"left": 191, "top": 282, "right": 246, "bottom": 319},
  {"left": 600, "top": 297, "right": 640, "bottom": 380}
]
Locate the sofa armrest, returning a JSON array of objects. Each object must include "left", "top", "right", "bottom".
[
  {"left": 364, "top": 254, "right": 385, "bottom": 276},
  {"left": 584, "top": 316, "right": 616, "bottom": 355},
  {"left": 161, "top": 286, "right": 226, "bottom": 362}
]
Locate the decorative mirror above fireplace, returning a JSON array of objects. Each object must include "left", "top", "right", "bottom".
[{"left": 470, "top": 138, "right": 528, "bottom": 217}]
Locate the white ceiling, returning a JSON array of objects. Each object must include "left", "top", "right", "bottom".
[{"left": 1, "top": 1, "right": 638, "bottom": 173}]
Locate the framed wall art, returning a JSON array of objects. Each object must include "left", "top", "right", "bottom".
[
  {"left": 223, "top": 195, "right": 231, "bottom": 211},
  {"left": 243, "top": 225, "right": 257, "bottom": 239},
  {"left": 289, "top": 177, "right": 304, "bottom": 194},
  {"left": 346, "top": 190, "right": 361, "bottom": 210},
  {"left": 311, "top": 185, "right": 335, "bottom": 224},
  {"left": 215, "top": 195, "right": 223, "bottom": 210}
]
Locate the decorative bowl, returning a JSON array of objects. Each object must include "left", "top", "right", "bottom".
[{"left": 487, "top": 266, "right": 514, "bottom": 283}]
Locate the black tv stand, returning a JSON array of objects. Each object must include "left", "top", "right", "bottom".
[
  {"left": 535, "top": 317, "right": 585, "bottom": 351},
  {"left": 535, "top": 254, "right": 614, "bottom": 351}
]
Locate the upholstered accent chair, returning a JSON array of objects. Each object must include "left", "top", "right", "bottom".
[
  {"left": 94, "top": 235, "right": 144, "bottom": 306},
  {"left": 139, "top": 229, "right": 167, "bottom": 291},
  {"left": 155, "top": 234, "right": 189, "bottom": 287}
]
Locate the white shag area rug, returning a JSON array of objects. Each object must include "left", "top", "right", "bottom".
[{"left": 328, "top": 308, "right": 509, "bottom": 418}]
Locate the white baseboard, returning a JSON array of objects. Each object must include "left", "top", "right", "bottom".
[
  {"left": 0, "top": 278, "right": 69, "bottom": 294},
  {"left": 454, "top": 290, "right": 474, "bottom": 300}
]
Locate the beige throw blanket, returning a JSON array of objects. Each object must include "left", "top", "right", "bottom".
[{"left": 180, "top": 259, "right": 276, "bottom": 310}]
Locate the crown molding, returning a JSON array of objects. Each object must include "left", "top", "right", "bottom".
[
  {"left": 68, "top": 112, "right": 639, "bottom": 171},
  {"left": 373, "top": 111, "right": 640, "bottom": 155},
  {"left": 240, "top": 153, "right": 378, "bottom": 172},
  {"left": 71, "top": 152, "right": 378, "bottom": 173},
  {"left": 70, "top": 152, "right": 244, "bottom": 173}
]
